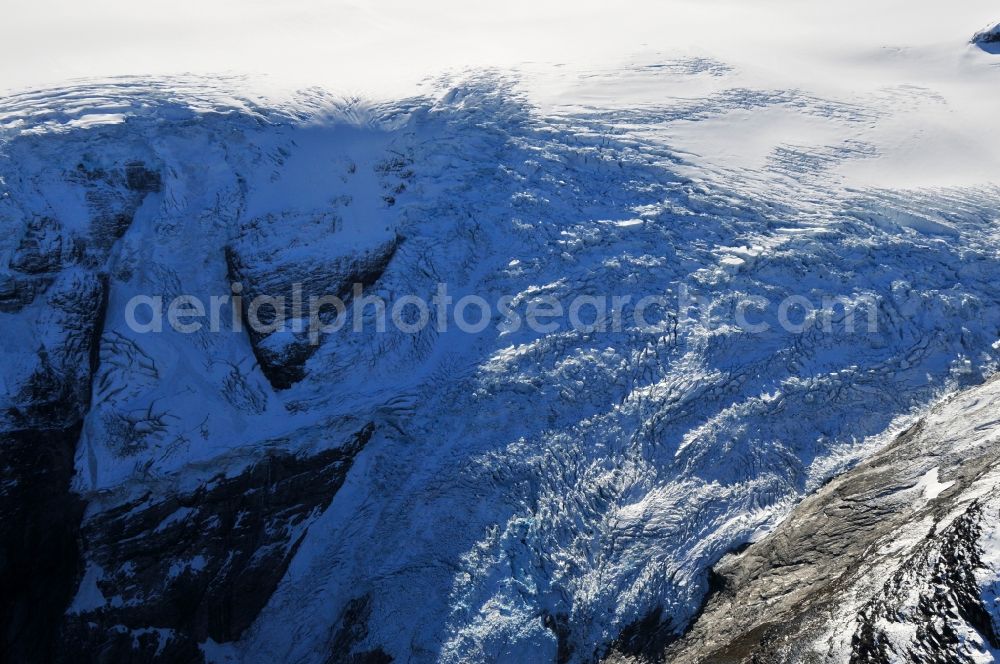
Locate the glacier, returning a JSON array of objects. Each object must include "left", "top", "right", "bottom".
[{"left": 1, "top": 6, "right": 1000, "bottom": 662}]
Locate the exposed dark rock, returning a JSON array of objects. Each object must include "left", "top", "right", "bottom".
[
  {"left": 605, "top": 542, "right": 755, "bottom": 664},
  {"left": 973, "top": 23, "right": 1000, "bottom": 44},
  {"left": 0, "top": 157, "right": 160, "bottom": 663},
  {"left": 0, "top": 425, "right": 86, "bottom": 664},
  {"left": 58, "top": 423, "right": 375, "bottom": 663},
  {"left": 650, "top": 376, "right": 1000, "bottom": 664},
  {"left": 604, "top": 607, "right": 675, "bottom": 664},
  {"left": 225, "top": 236, "right": 399, "bottom": 390},
  {"left": 0, "top": 273, "right": 52, "bottom": 313},
  {"left": 9, "top": 216, "right": 63, "bottom": 274},
  {"left": 851, "top": 501, "right": 1000, "bottom": 664},
  {"left": 82, "top": 161, "right": 162, "bottom": 254},
  {"left": 327, "top": 594, "right": 393, "bottom": 664},
  {"left": 125, "top": 161, "right": 163, "bottom": 194},
  {"left": 253, "top": 332, "right": 315, "bottom": 389},
  {"left": 0, "top": 275, "right": 108, "bottom": 662},
  {"left": 972, "top": 23, "right": 1000, "bottom": 53},
  {"left": 7, "top": 354, "right": 76, "bottom": 430},
  {"left": 543, "top": 612, "right": 575, "bottom": 664}
]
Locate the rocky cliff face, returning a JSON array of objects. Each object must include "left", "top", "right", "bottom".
[
  {"left": 973, "top": 23, "right": 1000, "bottom": 50},
  {"left": 644, "top": 374, "right": 1000, "bottom": 664},
  {"left": 61, "top": 423, "right": 373, "bottom": 661},
  {"left": 0, "top": 152, "right": 159, "bottom": 662}
]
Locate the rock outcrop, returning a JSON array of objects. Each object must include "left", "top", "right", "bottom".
[
  {"left": 59, "top": 423, "right": 374, "bottom": 662},
  {"left": 0, "top": 155, "right": 161, "bottom": 662},
  {"left": 973, "top": 23, "right": 1000, "bottom": 52},
  {"left": 645, "top": 374, "right": 1000, "bottom": 664}
]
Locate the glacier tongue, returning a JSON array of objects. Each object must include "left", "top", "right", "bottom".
[{"left": 1, "top": 73, "right": 1000, "bottom": 663}]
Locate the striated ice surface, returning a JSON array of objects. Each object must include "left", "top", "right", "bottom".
[{"left": 1, "top": 56, "right": 999, "bottom": 662}]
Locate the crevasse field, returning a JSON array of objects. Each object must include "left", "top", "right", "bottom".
[{"left": 2, "top": 1, "right": 1000, "bottom": 662}]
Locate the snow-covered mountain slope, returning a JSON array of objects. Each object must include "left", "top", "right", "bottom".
[
  {"left": 973, "top": 22, "right": 1000, "bottom": 52},
  {"left": 0, "top": 9, "right": 999, "bottom": 663},
  {"left": 656, "top": 372, "right": 1000, "bottom": 664}
]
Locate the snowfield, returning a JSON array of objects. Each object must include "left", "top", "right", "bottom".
[{"left": 2, "top": 1, "right": 1000, "bottom": 662}]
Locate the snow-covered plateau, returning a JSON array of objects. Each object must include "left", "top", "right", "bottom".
[{"left": 2, "top": 1, "right": 1000, "bottom": 663}]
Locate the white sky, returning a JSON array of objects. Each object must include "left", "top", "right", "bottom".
[{"left": 3, "top": 0, "right": 997, "bottom": 96}]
